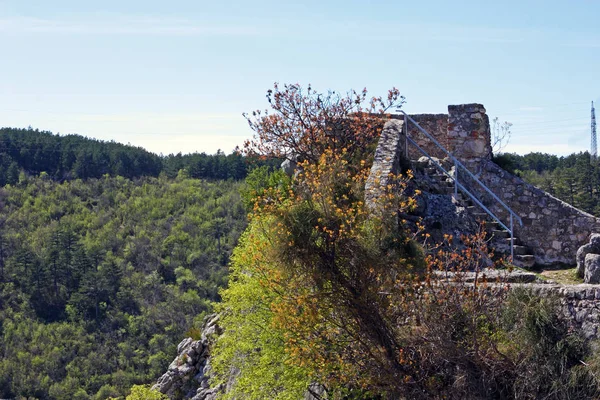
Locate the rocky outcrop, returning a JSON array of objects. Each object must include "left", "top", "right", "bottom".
[
  {"left": 153, "top": 316, "right": 326, "bottom": 400},
  {"left": 577, "top": 233, "right": 600, "bottom": 279},
  {"left": 585, "top": 254, "right": 600, "bottom": 284},
  {"left": 419, "top": 192, "right": 478, "bottom": 242},
  {"left": 152, "top": 315, "right": 224, "bottom": 400}
]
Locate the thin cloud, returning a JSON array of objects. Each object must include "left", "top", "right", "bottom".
[{"left": 0, "top": 15, "right": 259, "bottom": 36}]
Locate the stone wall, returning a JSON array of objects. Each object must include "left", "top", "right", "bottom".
[
  {"left": 405, "top": 114, "right": 449, "bottom": 160},
  {"left": 365, "top": 120, "right": 404, "bottom": 212},
  {"left": 368, "top": 102, "right": 600, "bottom": 266},
  {"left": 448, "top": 104, "right": 492, "bottom": 162},
  {"left": 524, "top": 283, "right": 600, "bottom": 340},
  {"left": 476, "top": 161, "right": 600, "bottom": 265},
  {"left": 387, "top": 105, "right": 489, "bottom": 164}
]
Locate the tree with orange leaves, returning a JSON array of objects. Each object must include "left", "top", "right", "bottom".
[{"left": 243, "top": 83, "right": 404, "bottom": 164}]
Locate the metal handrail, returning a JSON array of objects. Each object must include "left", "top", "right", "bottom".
[{"left": 399, "top": 111, "right": 522, "bottom": 260}]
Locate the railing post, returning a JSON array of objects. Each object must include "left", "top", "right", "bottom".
[
  {"left": 454, "top": 161, "right": 458, "bottom": 199},
  {"left": 510, "top": 214, "right": 514, "bottom": 262},
  {"left": 404, "top": 118, "right": 409, "bottom": 160}
]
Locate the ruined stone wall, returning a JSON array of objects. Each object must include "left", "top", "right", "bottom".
[
  {"left": 405, "top": 114, "right": 449, "bottom": 160},
  {"left": 397, "top": 105, "right": 490, "bottom": 164},
  {"left": 448, "top": 104, "right": 492, "bottom": 162},
  {"left": 365, "top": 120, "right": 404, "bottom": 211},
  {"left": 477, "top": 160, "right": 600, "bottom": 265},
  {"left": 525, "top": 283, "right": 600, "bottom": 340},
  {"left": 369, "top": 102, "right": 600, "bottom": 265}
]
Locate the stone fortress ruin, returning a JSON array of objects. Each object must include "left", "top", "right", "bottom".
[
  {"left": 367, "top": 103, "right": 600, "bottom": 267},
  {"left": 364, "top": 103, "right": 600, "bottom": 340}
]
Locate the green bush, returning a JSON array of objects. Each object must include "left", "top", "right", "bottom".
[
  {"left": 501, "top": 288, "right": 600, "bottom": 399},
  {"left": 126, "top": 385, "right": 168, "bottom": 400}
]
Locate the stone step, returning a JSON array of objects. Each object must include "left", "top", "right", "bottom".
[
  {"left": 411, "top": 160, "right": 429, "bottom": 170},
  {"left": 490, "top": 238, "right": 523, "bottom": 251},
  {"left": 513, "top": 254, "right": 536, "bottom": 269},
  {"left": 472, "top": 212, "right": 490, "bottom": 221},
  {"left": 456, "top": 195, "right": 474, "bottom": 207},
  {"left": 432, "top": 269, "right": 539, "bottom": 283},
  {"left": 513, "top": 245, "right": 531, "bottom": 256},
  {"left": 485, "top": 221, "right": 500, "bottom": 230},
  {"left": 432, "top": 174, "right": 452, "bottom": 181},
  {"left": 491, "top": 230, "right": 510, "bottom": 239},
  {"left": 502, "top": 237, "right": 522, "bottom": 246}
]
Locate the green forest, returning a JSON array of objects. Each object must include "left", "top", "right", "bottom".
[
  {"left": 0, "top": 171, "right": 246, "bottom": 399},
  {"left": 0, "top": 127, "right": 264, "bottom": 184},
  {"left": 495, "top": 151, "right": 600, "bottom": 215}
]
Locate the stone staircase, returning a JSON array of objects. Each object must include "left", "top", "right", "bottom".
[{"left": 411, "top": 157, "right": 536, "bottom": 269}]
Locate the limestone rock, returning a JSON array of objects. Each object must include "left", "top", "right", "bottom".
[
  {"left": 152, "top": 314, "right": 224, "bottom": 399},
  {"left": 305, "top": 383, "right": 328, "bottom": 399},
  {"left": 577, "top": 233, "right": 600, "bottom": 278},
  {"left": 281, "top": 157, "right": 297, "bottom": 177},
  {"left": 585, "top": 253, "right": 600, "bottom": 284}
]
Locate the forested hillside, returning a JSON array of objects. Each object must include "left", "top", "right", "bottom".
[
  {"left": 0, "top": 174, "right": 246, "bottom": 399},
  {"left": 495, "top": 151, "right": 600, "bottom": 215},
  {"left": 0, "top": 127, "right": 261, "bottom": 184}
]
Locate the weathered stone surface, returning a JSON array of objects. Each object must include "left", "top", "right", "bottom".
[
  {"left": 404, "top": 113, "right": 449, "bottom": 160},
  {"left": 365, "top": 119, "right": 405, "bottom": 211},
  {"left": 152, "top": 315, "right": 224, "bottom": 400},
  {"left": 432, "top": 269, "right": 539, "bottom": 283},
  {"left": 418, "top": 192, "right": 478, "bottom": 244},
  {"left": 447, "top": 104, "right": 491, "bottom": 162},
  {"left": 477, "top": 160, "right": 600, "bottom": 265},
  {"left": 577, "top": 234, "right": 600, "bottom": 277},
  {"left": 585, "top": 253, "right": 600, "bottom": 284},
  {"left": 490, "top": 282, "right": 600, "bottom": 340},
  {"left": 305, "top": 383, "right": 328, "bottom": 400},
  {"left": 281, "top": 158, "right": 297, "bottom": 176}
]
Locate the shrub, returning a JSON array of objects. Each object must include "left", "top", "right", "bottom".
[{"left": 126, "top": 384, "right": 168, "bottom": 400}]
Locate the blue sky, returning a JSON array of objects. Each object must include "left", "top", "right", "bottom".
[{"left": 0, "top": 0, "right": 598, "bottom": 156}]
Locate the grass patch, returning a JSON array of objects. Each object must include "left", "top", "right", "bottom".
[{"left": 538, "top": 266, "right": 581, "bottom": 285}]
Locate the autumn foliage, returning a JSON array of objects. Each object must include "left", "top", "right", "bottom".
[{"left": 243, "top": 83, "right": 404, "bottom": 164}]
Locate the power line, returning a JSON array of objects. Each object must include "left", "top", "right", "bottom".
[
  {"left": 491, "top": 101, "right": 590, "bottom": 117},
  {"left": 513, "top": 117, "right": 588, "bottom": 127},
  {"left": 513, "top": 125, "right": 589, "bottom": 135}
]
